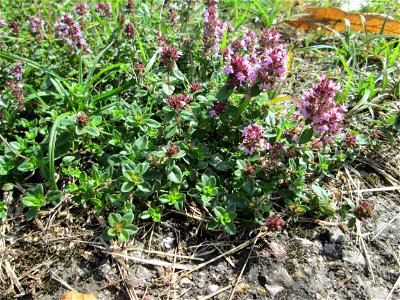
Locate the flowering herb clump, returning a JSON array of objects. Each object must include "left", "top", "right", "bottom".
[
  {"left": 298, "top": 75, "right": 346, "bottom": 142},
  {"left": 6, "top": 63, "right": 25, "bottom": 109},
  {"left": 166, "top": 144, "right": 180, "bottom": 158},
  {"left": 223, "top": 28, "right": 288, "bottom": 92},
  {"left": 190, "top": 83, "right": 202, "bottom": 93},
  {"left": 240, "top": 123, "right": 270, "bottom": 155},
  {"left": 168, "top": 95, "right": 184, "bottom": 111},
  {"left": 1, "top": 0, "right": 390, "bottom": 246},
  {"left": 54, "top": 13, "right": 91, "bottom": 53},
  {"left": 6, "top": 81, "right": 24, "bottom": 110},
  {"left": 9, "top": 64, "right": 24, "bottom": 80},
  {"left": 94, "top": 2, "right": 112, "bottom": 17},
  {"left": 74, "top": 3, "right": 88, "bottom": 16},
  {"left": 209, "top": 101, "right": 227, "bottom": 117},
  {"left": 8, "top": 20, "right": 20, "bottom": 35},
  {"left": 202, "top": 5, "right": 226, "bottom": 58},
  {"left": 124, "top": 21, "right": 136, "bottom": 37},
  {"left": 29, "top": 16, "right": 44, "bottom": 34},
  {"left": 161, "top": 45, "right": 182, "bottom": 72}
]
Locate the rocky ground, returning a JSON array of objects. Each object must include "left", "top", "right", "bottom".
[{"left": 2, "top": 169, "right": 399, "bottom": 300}]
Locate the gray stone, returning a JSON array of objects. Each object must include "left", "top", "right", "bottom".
[
  {"left": 179, "top": 277, "right": 193, "bottom": 287},
  {"left": 323, "top": 243, "right": 342, "bottom": 259},
  {"left": 265, "top": 284, "right": 284, "bottom": 298},
  {"left": 208, "top": 284, "right": 219, "bottom": 293},
  {"left": 328, "top": 227, "right": 346, "bottom": 243},
  {"left": 135, "top": 265, "right": 154, "bottom": 283},
  {"left": 270, "top": 267, "right": 294, "bottom": 287},
  {"left": 342, "top": 249, "right": 366, "bottom": 268},
  {"left": 269, "top": 241, "right": 287, "bottom": 258}
]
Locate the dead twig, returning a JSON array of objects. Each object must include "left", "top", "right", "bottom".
[
  {"left": 228, "top": 235, "right": 258, "bottom": 300},
  {"left": 386, "top": 274, "right": 400, "bottom": 300},
  {"left": 212, "top": 244, "right": 235, "bottom": 268},
  {"left": 50, "top": 271, "right": 76, "bottom": 291},
  {"left": 180, "top": 231, "right": 266, "bottom": 278},
  {"left": 342, "top": 186, "right": 400, "bottom": 195},
  {"left": 105, "top": 251, "right": 193, "bottom": 270},
  {"left": 371, "top": 212, "right": 400, "bottom": 241},
  {"left": 198, "top": 285, "right": 232, "bottom": 300}
]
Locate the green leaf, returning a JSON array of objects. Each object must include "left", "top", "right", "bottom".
[
  {"left": 216, "top": 86, "right": 233, "bottom": 101},
  {"left": 162, "top": 84, "right": 174, "bottom": 96},
  {"left": 213, "top": 206, "right": 225, "bottom": 219},
  {"left": 174, "top": 201, "right": 183, "bottom": 211},
  {"left": 133, "top": 135, "right": 148, "bottom": 152},
  {"left": 144, "top": 119, "right": 161, "bottom": 128},
  {"left": 48, "top": 190, "right": 63, "bottom": 205},
  {"left": 26, "top": 207, "right": 40, "bottom": 221},
  {"left": 118, "top": 230, "right": 130, "bottom": 241},
  {"left": 243, "top": 179, "right": 255, "bottom": 195},
  {"left": 250, "top": 84, "right": 262, "bottom": 97},
  {"left": 298, "top": 127, "right": 314, "bottom": 144},
  {"left": 108, "top": 213, "right": 121, "bottom": 225},
  {"left": 159, "top": 194, "right": 170, "bottom": 204},
  {"left": 139, "top": 210, "right": 151, "bottom": 219},
  {"left": 84, "top": 126, "right": 100, "bottom": 137},
  {"left": 107, "top": 228, "right": 117, "bottom": 236},
  {"left": 122, "top": 212, "right": 134, "bottom": 224},
  {"left": 121, "top": 181, "right": 135, "bottom": 192},
  {"left": 348, "top": 217, "right": 356, "bottom": 229},
  {"left": 144, "top": 51, "right": 158, "bottom": 74},
  {"left": 49, "top": 112, "right": 73, "bottom": 190},
  {"left": 206, "top": 220, "right": 220, "bottom": 230},
  {"left": 91, "top": 116, "right": 102, "bottom": 126},
  {"left": 224, "top": 222, "right": 236, "bottom": 235},
  {"left": 126, "top": 224, "right": 138, "bottom": 235},
  {"left": 165, "top": 124, "right": 177, "bottom": 139},
  {"left": 167, "top": 165, "right": 183, "bottom": 183},
  {"left": 18, "top": 161, "right": 36, "bottom": 172},
  {"left": 312, "top": 184, "right": 329, "bottom": 202},
  {"left": 22, "top": 196, "right": 38, "bottom": 207}
]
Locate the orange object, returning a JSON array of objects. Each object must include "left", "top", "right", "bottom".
[
  {"left": 286, "top": 7, "right": 400, "bottom": 35},
  {"left": 60, "top": 291, "right": 98, "bottom": 300}
]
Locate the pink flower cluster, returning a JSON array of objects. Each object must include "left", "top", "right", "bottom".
[
  {"left": 9, "top": 64, "right": 25, "bottom": 80},
  {"left": 6, "top": 81, "right": 24, "bottom": 109},
  {"left": 161, "top": 46, "right": 182, "bottom": 71},
  {"left": 223, "top": 28, "right": 288, "bottom": 91},
  {"left": 95, "top": 2, "right": 112, "bottom": 17},
  {"left": 124, "top": 21, "right": 136, "bottom": 37},
  {"left": 209, "top": 101, "right": 227, "bottom": 117},
  {"left": 240, "top": 123, "right": 270, "bottom": 155},
  {"left": 8, "top": 20, "right": 20, "bottom": 35},
  {"left": 265, "top": 216, "right": 285, "bottom": 231},
  {"left": 6, "top": 63, "right": 25, "bottom": 110},
  {"left": 297, "top": 75, "right": 346, "bottom": 136},
  {"left": 74, "top": 3, "right": 88, "bottom": 16},
  {"left": 202, "top": 5, "right": 226, "bottom": 58},
  {"left": 29, "top": 16, "right": 44, "bottom": 34},
  {"left": 54, "top": 13, "right": 91, "bottom": 53},
  {"left": 189, "top": 83, "right": 202, "bottom": 93},
  {"left": 168, "top": 94, "right": 191, "bottom": 111},
  {"left": 0, "top": 13, "right": 6, "bottom": 28}
]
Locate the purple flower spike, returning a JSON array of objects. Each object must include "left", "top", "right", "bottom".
[
  {"left": 54, "top": 13, "right": 91, "bottom": 53},
  {"left": 298, "top": 76, "right": 346, "bottom": 138},
  {"left": 74, "top": 3, "right": 88, "bottom": 16},
  {"left": 240, "top": 123, "right": 270, "bottom": 155},
  {"left": 203, "top": 5, "right": 226, "bottom": 58}
]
